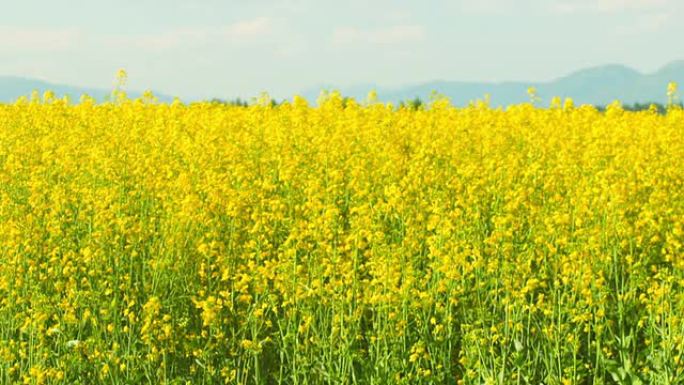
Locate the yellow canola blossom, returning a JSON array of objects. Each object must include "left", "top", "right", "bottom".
[{"left": 1, "top": 93, "right": 684, "bottom": 384}]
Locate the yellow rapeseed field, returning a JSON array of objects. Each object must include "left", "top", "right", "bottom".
[{"left": 1, "top": 85, "right": 684, "bottom": 384}]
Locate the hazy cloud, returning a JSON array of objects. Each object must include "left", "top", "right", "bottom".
[
  {"left": 0, "top": 26, "right": 80, "bottom": 52},
  {"left": 455, "top": 0, "right": 517, "bottom": 14},
  {"left": 226, "top": 17, "right": 272, "bottom": 38},
  {"left": 598, "top": 0, "right": 668, "bottom": 11},
  {"left": 552, "top": 0, "right": 669, "bottom": 13},
  {"left": 615, "top": 12, "right": 671, "bottom": 35},
  {"left": 114, "top": 17, "right": 273, "bottom": 51},
  {"left": 332, "top": 25, "right": 425, "bottom": 45}
]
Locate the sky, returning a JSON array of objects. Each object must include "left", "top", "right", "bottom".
[{"left": 0, "top": 0, "right": 682, "bottom": 100}]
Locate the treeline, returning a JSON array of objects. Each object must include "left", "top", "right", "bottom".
[
  {"left": 595, "top": 102, "right": 683, "bottom": 114},
  {"left": 209, "top": 97, "right": 681, "bottom": 113},
  {"left": 209, "top": 96, "right": 426, "bottom": 109}
]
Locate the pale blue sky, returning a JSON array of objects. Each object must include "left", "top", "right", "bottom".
[{"left": 0, "top": 0, "right": 681, "bottom": 99}]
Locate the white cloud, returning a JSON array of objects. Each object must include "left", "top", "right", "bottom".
[
  {"left": 0, "top": 27, "right": 80, "bottom": 52},
  {"left": 457, "top": 0, "right": 514, "bottom": 14},
  {"left": 114, "top": 17, "right": 273, "bottom": 51},
  {"left": 615, "top": 11, "right": 671, "bottom": 35},
  {"left": 552, "top": 0, "right": 669, "bottom": 13},
  {"left": 131, "top": 29, "right": 204, "bottom": 50},
  {"left": 598, "top": 0, "right": 668, "bottom": 11},
  {"left": 332, "top": 25, "right": 425, "bottom": 45},
  {"left": 384, "top": 9, "right": 413, "bottom": 22},
  {"left": 226, "top": 17, "right": 272, "bottom": 38},
  {"left": 274, "top": 39, "right": 308, "bottom": 58}
]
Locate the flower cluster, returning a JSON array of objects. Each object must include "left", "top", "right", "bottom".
[{"left": 1, "top": 92, "right": 684, "bottom": 384}]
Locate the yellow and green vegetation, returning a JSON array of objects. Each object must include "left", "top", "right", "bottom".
[{"left": 2, "top": 80, "right": 684, "bottom": 384}]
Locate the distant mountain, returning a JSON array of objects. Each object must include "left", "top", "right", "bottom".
[
  {"left": 4, "top": 62, "right": 684, "bottom": 106},
  {"left": 0, "top": 76, "right": 173, "bottom": 103},
  {"left": 301, "top": 61, "right": 684, "bottom": 107}
]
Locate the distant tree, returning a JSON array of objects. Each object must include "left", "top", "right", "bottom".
[
  {"left": 398, "top": 97, "right": 424, "bottom": 110},
  {"left": 594, "top": 102, "right": 681, "bottom": 114},
  {"left": 210, "top": 97, "right": 249, "bottom": 107},
  {"left": 341, "top": 96, "right": 354, "bottom": 108},
  {"left": 623, "top": 103, "right": 666, "bottom": 114}
]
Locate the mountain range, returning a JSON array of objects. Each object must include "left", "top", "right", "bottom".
[
  {"left": 301, "top": 61, "right": 684, "bottom": 107},
  {"left": 1, "top": 61, "right": 684, "bottom": 106},
  {"left": 0, "top": 76, "right": 173, "bottom": 103}
]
